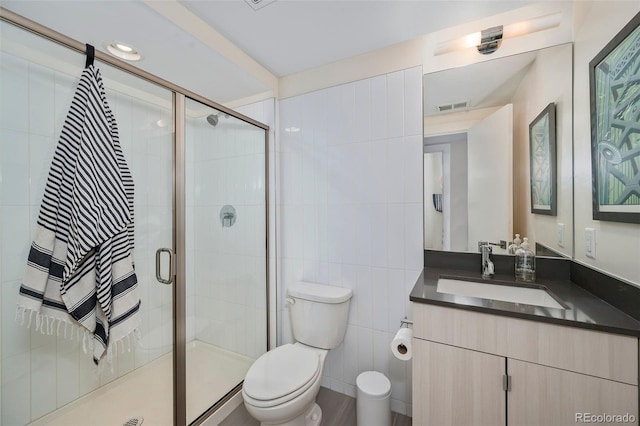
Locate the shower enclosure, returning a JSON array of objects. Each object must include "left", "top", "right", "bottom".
[{"left": 0, "top": 10, "right": 269, "bottom": 426}]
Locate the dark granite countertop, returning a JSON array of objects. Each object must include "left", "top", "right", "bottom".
[{"left": 410, "top": 266, "right": 640, "bottom": 338}]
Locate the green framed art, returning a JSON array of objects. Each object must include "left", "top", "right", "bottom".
[{"left": 589, "top": 12, "right": 640, "bottom": 224}]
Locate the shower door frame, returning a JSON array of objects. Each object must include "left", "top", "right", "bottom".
[
  {"left": 175, "top": 93, "right": 188, "bottom": 425},
  {"left": 0, "top": 8, "right": 271, "bottom": 426}
]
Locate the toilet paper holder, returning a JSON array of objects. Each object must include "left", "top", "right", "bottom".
[
  {"left": 392, "top": 318, "right": 414, "bottom": 360},
  {"left": 399, "top": 317, "right": 413, "bottom": 328}
]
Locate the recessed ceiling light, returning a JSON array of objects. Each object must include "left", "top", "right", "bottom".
[
  {"left": 115, "top": 43, "right": 133, "bottom": 53},
  {"left": 106, "top": 41, "right": 141, "bottom": 61}
]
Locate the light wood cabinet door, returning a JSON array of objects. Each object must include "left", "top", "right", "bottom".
[
  {"left": 413, "top": 339, "right": 506, "bottom": 426},
  {"left": 508, "top": 359, "right": 639, "bottom": 426}
]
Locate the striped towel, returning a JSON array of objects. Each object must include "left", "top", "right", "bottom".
[{"left": 17, "top": 65, "right": 140, "bottom": 364}]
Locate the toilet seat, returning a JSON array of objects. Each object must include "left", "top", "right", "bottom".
[{"left": 243, "top": 344, "right": 321, "bottom": 409}]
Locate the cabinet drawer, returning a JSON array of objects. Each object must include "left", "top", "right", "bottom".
[
  {"left": 506, "top": 315, "right": 638, "bottom": 385},
  {"left": 413, "top": 302, "right": 509, "bottom": 354},
  {"left": 413, "top": 303, "right": 638, "bottom": 384}
]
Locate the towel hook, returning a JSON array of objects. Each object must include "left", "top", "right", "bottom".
[{"left": 85, "top": 44, "right": 95, "bottom": 68}]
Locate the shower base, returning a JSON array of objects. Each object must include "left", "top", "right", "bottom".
[{"left": 29, "top": 341, "right": 255, "bottom": 426}]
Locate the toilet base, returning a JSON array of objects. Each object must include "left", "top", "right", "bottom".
[{"left": 260, "top": 403, "right": 322, "bottom": 426}]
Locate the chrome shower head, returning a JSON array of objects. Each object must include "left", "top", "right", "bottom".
[{"left": 206, "top": 114, "right": 219, "bottom": 127}]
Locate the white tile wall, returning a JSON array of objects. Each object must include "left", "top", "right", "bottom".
[
  {"left": 0, "top": 51, "right": 174, "bottom": 424},
  {"left": 278, "top": 66, "right": 423, "bottom": 415}
]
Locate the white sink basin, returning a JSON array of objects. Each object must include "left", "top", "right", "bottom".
[{"left": 436, "top": 278, "right": 565, "bottom": 310}]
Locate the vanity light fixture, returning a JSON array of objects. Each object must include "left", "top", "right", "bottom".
[
  {"left": 434, "top": 12, "right": 562, "bottom": 56},
  {"left": 478, "top": 26, "right": 503, "bottom": 55},
  {"left": 106, "top": 41, "right": 142, "bottom": 61}
]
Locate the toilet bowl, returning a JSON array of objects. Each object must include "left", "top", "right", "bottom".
[
  {"left": 242, "top": 343, "right": 326, "bottom": 425},
  {"left": 242, "top": 282, "right": 352, "bottom": 426}
]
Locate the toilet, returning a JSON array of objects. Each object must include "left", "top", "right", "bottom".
[{"left": 242, "top": 281, "right": 353, "bottom": 426}]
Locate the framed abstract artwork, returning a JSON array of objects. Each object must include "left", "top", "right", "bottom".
[
  {"left": 529, "top": 103, "right": 557, "bottom": 215},
  {"left": 589, "top": 12, "right": 640, "bottom": 224}
]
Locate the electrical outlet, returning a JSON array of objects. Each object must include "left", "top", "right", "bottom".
[
  {"left": 557, "top": 223, "right": 565, "bottom": 247},
  {"left": 585, "top": 228, "right": 596, "bottom": 259}
]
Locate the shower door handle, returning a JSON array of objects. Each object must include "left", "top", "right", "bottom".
[{"left": 155, "top": 248, "right": 175, "bottom": 285}]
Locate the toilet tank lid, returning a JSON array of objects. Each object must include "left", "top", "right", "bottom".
[{"left": 287, "top": 282, "right": 352, "bottom": 303}]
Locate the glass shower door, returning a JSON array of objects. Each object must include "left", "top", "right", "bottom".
[{"left": 184, "top": 98, "right": 268, "bottom": 423}]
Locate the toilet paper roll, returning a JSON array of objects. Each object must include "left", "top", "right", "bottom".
[{"left": 390, "top": 327, "right": 413, "bottom": 361}]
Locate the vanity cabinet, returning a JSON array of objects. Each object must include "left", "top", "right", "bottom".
[{"left": 412, "top": 303, "right": 639, "bottom": 426}]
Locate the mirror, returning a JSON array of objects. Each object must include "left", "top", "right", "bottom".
[{"left": 423, "top": 43, "right": 573, "bottom": 257}]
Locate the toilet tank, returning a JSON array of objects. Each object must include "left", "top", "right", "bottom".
[{"left": 287, "top": 282, "right": 352, "bottom": 350}]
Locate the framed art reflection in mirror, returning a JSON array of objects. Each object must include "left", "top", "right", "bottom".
[{"left": 529, "top": 102, "right": 557, "bottom": 216}]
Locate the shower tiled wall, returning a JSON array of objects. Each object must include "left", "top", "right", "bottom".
[
  {"left": 277, "top": 67, "right": 424, "bottom": 416},
  {"left": 187, "top": 99, "right": 271, "bottom": 360},
  {"left": 0, "top": 51, "right": 173, "bottom": 425}
]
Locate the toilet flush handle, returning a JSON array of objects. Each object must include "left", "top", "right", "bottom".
[{"left": 285, "top": 297, "right": 295, "bottom": 306}]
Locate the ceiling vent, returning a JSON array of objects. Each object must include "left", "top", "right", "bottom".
[
  {"left": 244, "top": 0, "right": 278, "bottom": 11},
  {"left": 436, "top": 101, "right": 469, "bottom": 113}
]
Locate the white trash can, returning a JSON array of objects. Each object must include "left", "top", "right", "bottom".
[{"left": 356, "top": 371, "right": 392, "bottom": 426}]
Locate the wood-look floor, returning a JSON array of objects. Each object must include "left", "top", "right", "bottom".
[{"left": 220, "top": 386, "right": 411, "bottom": 426}]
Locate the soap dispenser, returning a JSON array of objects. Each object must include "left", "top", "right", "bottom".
[
  {"left": 508, "top": 234, "right": 522, "bottom": 254},
  {"left": 515, "top": 237, "right": 536, "bottom": 282}
]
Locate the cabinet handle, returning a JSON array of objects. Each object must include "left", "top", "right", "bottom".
[{"left": 502, "top": 374, "right": 512, "bottom": 392}]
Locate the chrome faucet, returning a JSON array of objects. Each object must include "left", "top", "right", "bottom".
[{"left": 481, "top": 244, "right": 494, "bottom": 278}]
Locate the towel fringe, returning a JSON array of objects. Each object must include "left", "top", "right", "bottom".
[
  {"left": 27, "top": 310, "right": 34, "bottom": 328},
  {"left": 15, "top": 306, "right": 25, "bottom": 325},
  {"left": 15, "top": 306, "right": 139, "bottom": 360}
]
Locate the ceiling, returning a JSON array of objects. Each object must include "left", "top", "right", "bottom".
[
  {"left": 179, "top": 0, "right": 534, "bottom": 77},
  {"left": 1, "top": 0, "right": 537, "bottom": 105}
]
